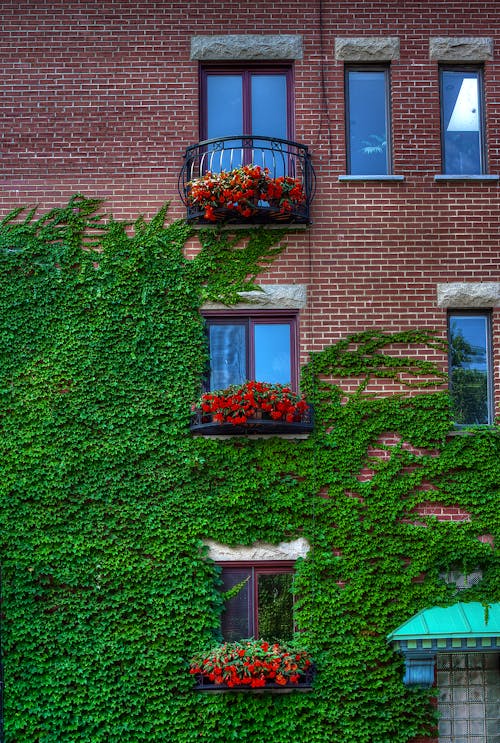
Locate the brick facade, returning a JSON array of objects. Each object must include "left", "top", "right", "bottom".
[
  {"left": 4, "top": 1, "right": 499, "bottom": 447},
  {"left": 3, "top": 1, "right": 499, "bottom": 363}
]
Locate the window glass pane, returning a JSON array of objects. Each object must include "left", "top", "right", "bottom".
[
  {"left": 347, "top": 70, "right": 389, "bottom": 175},
  {"left": 207, "top": 75, "right": 243, "bottom": 139},
  {"left": 221, "top": 569, "right": 252, "bottom": 641},
  {"left": 449, "top": 315, "right": 490, "bottom": 424},
  {"left": 251, "top": 75, "right": 287, "bottom": 139},
  {"left": 442, "top": 70, "right": 482, "bottom": 174},
  {"left": 209, "top": 324, "right": 246, "bottom": 390},
  {"left": 252, "top": 75, "right": 288, "bottom": 176},
  {"left": 254, "top": 323, "right": 291, "bottom": 384},
  {"left": 206, "top": 75, "right": 243, "bottom": 170},
  {"left": 257, "top": 573, "right": 294, "bottom": 642}
]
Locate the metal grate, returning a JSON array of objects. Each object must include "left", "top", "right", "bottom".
[
  {"left": 437, "top": 653, "right": 500, "bottom": 743},
  {"left": 440, "top": 569, "right": 484, "bottom": 592}
]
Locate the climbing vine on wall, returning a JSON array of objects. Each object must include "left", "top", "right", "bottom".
[{"left": 0, "top": 197, "right": 498, "bottom": 743}]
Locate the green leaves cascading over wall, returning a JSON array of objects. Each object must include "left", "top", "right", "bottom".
[{"left": 0, "top": 196, "right": 498, "bottom": 743}]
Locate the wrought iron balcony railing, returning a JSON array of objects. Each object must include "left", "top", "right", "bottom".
[{"left": 179, "top": 135, "right": 316, "bottom": 226}]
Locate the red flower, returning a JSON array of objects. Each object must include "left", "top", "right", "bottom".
[
  {"left": 186, "top": 165, "right": 305, "bottom": 221},
  {"left": 191, "top": 639, "right": 313, "bottom": 689},
  {"left": 195, "top": 381, "right": 309, "bottom": 426}
]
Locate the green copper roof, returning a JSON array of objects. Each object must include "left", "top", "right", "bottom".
[{"left": 388, "top": 602, "right": 500, "bottom": 641}]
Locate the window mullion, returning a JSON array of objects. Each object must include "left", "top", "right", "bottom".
[
  {"left": 250, "top": 566, "right": 257, "bottom": 638},
  {"left": 242, "top": 70, "right": 252, "bottom": 165},
  {"left": 248, "top": 318, "right": 255, "bottom": 381}
]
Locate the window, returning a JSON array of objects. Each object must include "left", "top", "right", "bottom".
[
  {"left": 219, "top": 563, "right": 295, "bottom": 643},
  {"left": 440, "top": 567, "right": 483, "bottom": 592},
  {"left": 440, "top": 67, "right": 486, "bottom": 175},
  {"left": 345, "top": 66, "right": 391, "bottom": 175},
  {"left": 204, "top": 312, "right": 298, "bottom": 391},
  {"left": 200, "top": 65, "right": 292, "bottom": 171},
  {"left": 448, "top": 312, "right": 493, "bottom": 425}
]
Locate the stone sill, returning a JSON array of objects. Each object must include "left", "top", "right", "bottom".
[
  {"left": 434, "top": 174, "right": 499, "bottom": 182},
  {"left": 338, "top": 175, "right": 405, "bottom": 182}
]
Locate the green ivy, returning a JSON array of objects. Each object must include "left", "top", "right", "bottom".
[{"left": 0, "top": 196, "right": 498, "bottom": 743}]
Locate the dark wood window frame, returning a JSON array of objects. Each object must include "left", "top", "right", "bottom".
[
  {"left": 439, "top": 65, "right": 487, "bottom": 175},
  {"left": 345, "top": 64, "right": 392, "bottom": 176},
  {"left": 218, "top": 561, "right": 296, "bottom": 642},
  {"left": 203, "top": 310, "right": 300, "bottom": 392},
  {"left": 199, "top": 62, "right": 295, "bottom": 142}
]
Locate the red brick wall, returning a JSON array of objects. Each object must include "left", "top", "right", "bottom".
[{"left": 3, "top": 0, "right": 499, "bottom": 416}]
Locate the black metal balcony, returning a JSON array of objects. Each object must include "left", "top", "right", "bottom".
[{"left": 179, "top": 136, "right": 316, "bottom": 226}]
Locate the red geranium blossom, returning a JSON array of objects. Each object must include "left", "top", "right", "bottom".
[
  {"left": 196, "top": 380, "right": 309, "bottom": 425},
  {"left": 190, "top": 639, "right": 313, "bottom": 689},
  {"left": 186, "top": 164, "right": 306, "bottom": 221}
]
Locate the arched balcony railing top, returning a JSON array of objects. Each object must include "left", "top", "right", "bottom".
[{"left": 179, "top": 135, "right": 316, "bottom": 225}]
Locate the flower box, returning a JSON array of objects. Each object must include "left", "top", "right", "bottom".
[
  {"left": 185, "top": 165, "right": 307, "bottom": 224},
  {"left": 192, "top": 671, "right": 315, "bottom": 693},
  {"left": 190, "top": 640, "right": 315, "bottom": 693},
  {"left": 190, "top": 381, "right": 314, "bottom": 436}
]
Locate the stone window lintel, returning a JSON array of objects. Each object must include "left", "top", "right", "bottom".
[
  {"left": 202, "top": 284, "right": 307, "bottom": 311},
  {"left": 191, "top": 35, "right": 303, "bottom": 61},
  {"left": 437, "top": 282, "right": 500, "bottom": 308},
  {"left": 335, "top": 36, "right": 400, "bottom": 62},
  {"left": 203, "top": 538, "right": 310, "bottom": 562},
  {"left": 429, "top": 37, "right": 493, "bottom": 62}
]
